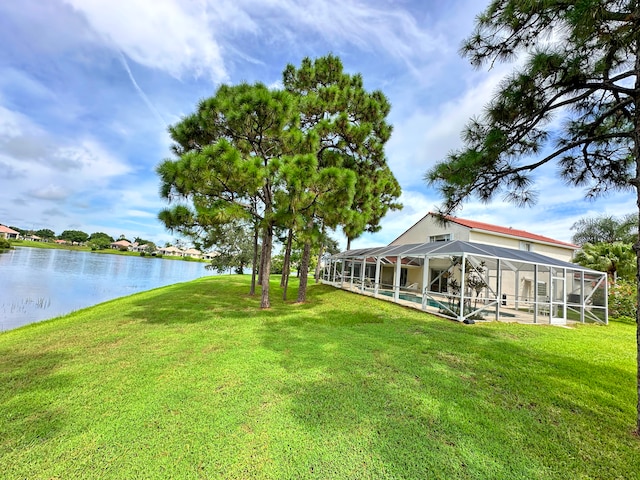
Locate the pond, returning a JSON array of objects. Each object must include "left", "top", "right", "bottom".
[{"left": 0, "top": 247, "right": 216, "bottom": 331}]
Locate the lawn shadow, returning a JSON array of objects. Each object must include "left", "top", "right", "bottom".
[
  {"left": 123, "top": 276, "right": 338, "bottom": 326},
  {"left": 0, "top": 348, "right": 72, "bottom": 455},
  {"left": 257, "top": 300, "right": 640, "bottom": 478}
]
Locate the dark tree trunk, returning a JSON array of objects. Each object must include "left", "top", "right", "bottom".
[
  {"left": 296, "top": 241, "right": 312, "bottom": 303},
  {"left": 346, "top": 236, "right": 352, "bottom": 251},
  {"left": 314, "top": 242, "right": 324, "bottom": 283},
  {"left": 633, "top": 35, "right": 640, "bottom": 435},
  {"left": 281, "top": 229, "right": 293, "bottom": 300},
  {"left": 250, "top": 221, "right": 259, "bottom": 295},
  {"left": 260, "top": 223, "right": 273, "bottom": 308},
  {"left": 258, "top": 228, "right": 266, "bottom": 287}
]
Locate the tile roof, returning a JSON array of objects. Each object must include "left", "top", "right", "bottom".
[
  {"left": 0, "top": 225, "right": 19, "bottom": 234},
  {"left": 443, "top": 215, "right": 578, "bottom": 249},
  {"left": 112, "top": 240, "right": 131, "bottom": 247}
]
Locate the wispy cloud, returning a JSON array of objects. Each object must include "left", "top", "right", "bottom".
[
  {"left": 118, "top": 51, "right": 167, "bottom": 127},
  {"left": 63, "top": 0, "right": 228, "bottom": 81}
]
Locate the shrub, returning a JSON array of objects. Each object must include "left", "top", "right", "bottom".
[
  {"left": 0, "top": 238, "right": 11, "bottom": 249},
  {"left": 608, "top": 279, "right": 637, "bottom": 319}
]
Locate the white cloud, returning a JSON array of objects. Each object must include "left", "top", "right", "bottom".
[
  {"left": 387, "top": 67, "right": 511, "bottom": 189},
  {"left": 30, "top": 184, "right": 70, "bottom": 201},
  {"left": 63, "top": 0, "right": 228, "bottom": 82},
  {"left": 63, "top": 0, "right": 446, "bottom": 82},
  {"left": 231, "top": 0, "right": 444, "bottom": 72},
  {"left": 126, "top": 209, "right": 157, "bottom": 218}
]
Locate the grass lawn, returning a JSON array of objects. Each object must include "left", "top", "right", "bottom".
[
  {"left": 1, "top": 276, "right": 638, "bottom": 479},
  {"left": 10, "top": 240, "right": 91, "bottom": 251}
]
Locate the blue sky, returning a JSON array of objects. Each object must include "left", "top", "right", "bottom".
[{"left": 0, "top": 0, "right": 634, "bottom": 249}]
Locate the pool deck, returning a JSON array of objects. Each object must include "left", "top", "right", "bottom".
[{"left": 331, "top": 282, "right": 572, "bottom": 325}]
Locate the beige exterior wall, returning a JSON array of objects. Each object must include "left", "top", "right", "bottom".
[
  {"left": 391, "top": 215, "right": 575, "bottom": 263},
  {"left": 406, "top": 267, "right": 422, "bottom": 289},
  {"left": 380, "top": 266, "right": 394, "bottom": 287},
  {"left": 391, "top": 216, "right": 470, "bottom": 245},
  {"left": 378, "top": 214, "right": 577, "bottom": 308},
  {"left": 469, "top": 231, "right": 575, "bottom": 262},
  {"left": 378, "top": 265, "right": 423, "bottom": 290}
]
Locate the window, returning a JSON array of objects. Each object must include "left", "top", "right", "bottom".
[
  {"left": 429, "top": 233, "right": 451, "bottom": 242},
  {"left": 400, "top": 268, "right": 408, "bottom": 287},
  {"left": 430, "top": 269, "right": 448, "bottom": 293},
  {"left": 520, "top": 241, "right": 533, "bottom": 252},
  {"left": 537, "top": 281, "right": 547, "bottom": 297}
]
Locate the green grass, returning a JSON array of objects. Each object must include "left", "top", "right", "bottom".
[
  {"left": 1, "top": 276, "right": 638, "bottom": 479},
  {"left": 11, "top": 239, "right": 91, "bottom": 251}
]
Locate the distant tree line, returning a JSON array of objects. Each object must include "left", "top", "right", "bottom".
[{"left": 7, "top": 226, "right": 160, "bottom": 252}]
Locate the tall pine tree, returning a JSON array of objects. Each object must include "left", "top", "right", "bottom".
[
  {"left": 426, "top": 0, "right": 640, "bottom": 433},
  {"left": 283, "top": 55, "right": 402, "bottom": 301}
]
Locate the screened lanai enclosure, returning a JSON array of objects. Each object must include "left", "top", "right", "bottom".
[{"left": 321, "top": 240, "right": 607, "bottom": 325}]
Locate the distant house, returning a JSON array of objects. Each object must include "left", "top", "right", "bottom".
[
  {"left": 110, "top": 240, "right": 132, "bottom": 250},
  {"left": 24, "top": 234, "right": 42, "bottom": 242},
  {"left": 182, "top": 248, "right": 202, "bottom": 259},
  {"left": 129, "top": 242, "right": 152, "bottom": 253},
  {"left": 0, "top": 225, "right": 20, "bottom": 240},
  {"left": 202, "top": 251, "right": 219, "bottom": 260},
  {"left": 159, "top": 246, "right": 184, "bottom": 257}
]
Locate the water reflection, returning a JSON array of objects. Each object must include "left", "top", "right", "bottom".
[{"left": 0, "top": 247, "right": 215, "bottom": 331}]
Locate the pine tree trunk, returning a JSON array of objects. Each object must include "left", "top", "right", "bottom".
[
  {"left": 281, "top": 229, "right": 293, "bottom": 300},
  {"left": 250, "top": 222, "right": 259, "bottom": 296},
  {"left": 633, "top": 37, "right": 640, "bottom": 435},
  {"left": 260, "top": 223, "right": 273, "bottom": 308},
  {"left": 281, "top": 229, "right": 293, "bottom": 288},
  {"left": 296, "top": 241, "right": 312, "bottom": 303},
  {"left": 258, "top": 228, "right": 266, "bottom": 287},
  {"left": 346, "top": 236, "right": 352, "bottom": 251},
  {"left": 314, "top": 242, "right": 324, "bottom": 283}
]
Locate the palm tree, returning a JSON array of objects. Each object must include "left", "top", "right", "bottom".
[
  {"left": 573, "top": 242, "right": 636, "bottom": 284},
  {"left": 571, "top": 214, "right": 638, "bottom": 246}
]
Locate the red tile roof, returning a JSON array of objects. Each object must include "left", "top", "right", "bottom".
[
  {"left": 0, "top": 225, "right": 19, "bottom": 235},
  {"left": 443, "top": 214, "right": 578, "bottom": 249}
]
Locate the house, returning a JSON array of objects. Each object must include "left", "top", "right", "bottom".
[
  {"left": 24, "top": 234, "right": 42, "bottom": 242},
  {"left": 321, "top": 213, "right": 607, "bottom": 326},
  {"left": 390, "top": 213, "right": 578, "bottom": 262},
  {"left": 110, "top": 240, "right": 132, "bottom": 250},
  {"left": 182, "top": 248, "right": 202, "bottom": 259},
  {"left": 158, "top": 246, "right": 184, "bottom": 257},
  {"left": 202, "top": 251, "right": 219, "bottom": 260},
  {"left": 0, "top": 225, "right": 20, "bottom": 240},
  {"left": 129, "top": 242, "right": 152, "bottom": 253}
]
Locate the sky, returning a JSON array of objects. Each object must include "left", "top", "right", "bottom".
[{"left": 0, "top": 0, "right": 635, "bottom": 250}]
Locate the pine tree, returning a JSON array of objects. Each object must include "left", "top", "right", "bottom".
[
  {"left": 283, "top": 55, "right": 402, "bottom": 301},
  {"left": 426, "top": 0, "right": 640, "bottom": 433},
  {"left": 157, "top": 83, "right": 296, "bottom": 308}
]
